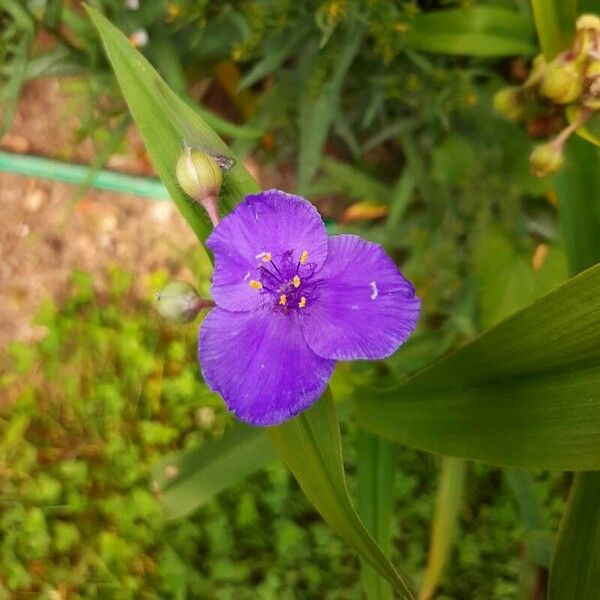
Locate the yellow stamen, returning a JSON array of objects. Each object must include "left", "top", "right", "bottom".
[
  {"left": 262, "top": 252, "right": 272, "bottom": 262},
  {"left": 292, "top": 275, "right": 301, "bottom": 288},
  {"left": 249, "top": 280, "right": 262, "bottom": 290},
  {"left": 279, "top": 294, "right": 287, "bottom": 306},
  {"left": 299, "top": 250, "right": 309, "bottom": 264},
  {"left": 298, "top": 296, "right": 307, "bottom": 308}
]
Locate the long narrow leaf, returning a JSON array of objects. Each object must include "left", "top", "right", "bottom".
[
  {"left": 548, "top": 472, "right": 600, "bottom": 599},
  {"left": 86, "top": 7, "right": 259, "bottom": 244},
  {"left": 531, "top": 0, "right": 576, "bottom": 59},
  {"left": 268, "top": 392, "right": 415, "bottom": 598},
  {"left": 403, "top": 7, "right": 536, "bottom": 57},
  {"left": 356, "top": 263, "right": 600, "bottom": 471},
  {"left": 418, "top": 457, "right": 465, "bottom": 600},
  {"left": 152, "top": 425, "right": 276, "bottom": 520},
  {"left": 556, "top": 136, "right": 600, "bottom": 275},
  {"left": 357, "top": 430, "right": 397, "bottom": 600}
]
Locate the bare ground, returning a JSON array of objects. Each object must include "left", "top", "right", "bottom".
[{"left": 0, "top": 78, "right": 207, "bottom": 348}]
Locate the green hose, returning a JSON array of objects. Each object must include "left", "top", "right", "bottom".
[{"left": 0, "top": 150, "right": 170, "bottom": 200}]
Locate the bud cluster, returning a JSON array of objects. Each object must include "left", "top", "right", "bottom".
[{"left": 493, "top": 14, "right": 600, "bottom": 176}]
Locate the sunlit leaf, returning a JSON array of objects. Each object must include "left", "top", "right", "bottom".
[{"left": 418, "top": 457, "right": 465, "bottom": 600}]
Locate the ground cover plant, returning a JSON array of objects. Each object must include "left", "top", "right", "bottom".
[{"left": 1, "top": 0, "right": 600, "bottom": 598}]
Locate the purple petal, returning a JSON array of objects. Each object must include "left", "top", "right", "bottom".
[
  {"left": 300, "top": 234, "right": 420, "bottom": 360},
  {"left": 198, "top": 307, "right": 335, "bottom": 426},
  {"left": 207, "top": 190, "right": 328, "bottom": 312}
]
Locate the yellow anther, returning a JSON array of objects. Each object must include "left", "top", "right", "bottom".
[
  {"left": 262, "top": 252, "right": 272, "bottom": 262},
  {"left": 300, "top": 250, "right": 309, "bottom": 264},
  {"left": 292, "top": 275, "right": 301, "bottom": 288},
  {"left": 298, "top": 297, "right": 307, "bottom": 308},
  {"left": 249, "top": 280, "right": 262, "bottom": 290},
  {"left": 279, "top": 294, "right": 287, "bottom": 306}
]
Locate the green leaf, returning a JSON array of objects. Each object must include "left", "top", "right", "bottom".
[
  {"left": 473, "top": 228, "right": 567, "bottom": 329},
  {"left": 152, "top": 425, "right": 276, "bottom": 520},
  {"left": 505, "top": 469, "right": 553, "bottom": 568},
  {"left": 556, "top": 136, "right": 600, "bottom": 275},
  {"left": 86, "top": 6, "right": 259, "bottom": 245},
  {"left": 268, "top": 391, "right": 415, "bottom": 598},
  {"left": 419, "top": 457, "right": 466, "bottom": 600},
  {"left": 531, "top": 0, "right": 577, "bottom": 59},
  {"left": 356, "top": 430, "right": 396, "bottom": 600},
  {"left": 549, "top": 472, "right": 600, "bottom": 599},
  {"left": 403, "top": 7, "right": 536, "bottom": 57},
  {"left": 297, "top": 22, "right": 364, "bottom": 193},
  {"left": 356, "top": 263, "right": 600, "bottom": 471}
]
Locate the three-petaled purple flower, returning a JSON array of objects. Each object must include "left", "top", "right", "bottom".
[{"left": 198, "top": 189, "right": 420, "bottom": 426}]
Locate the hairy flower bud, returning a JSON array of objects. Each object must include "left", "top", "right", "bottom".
[
  {"left": 176, "top": 148, "right": 223, "bottom": 226},
  {"left": 529, "top": 143, "right": 564, "bottom": 177},
  {"left": 576, "top": 14, "right": 600, "bottom": 32},
  {"left": 156, "top": 281, "right": 212, "bottom": 323},
  {"left": 540, "top": 61, "right": 584, "bottom": 104},
  {"left": 493, "top": 87, "right": 525, "bottom": 121}
]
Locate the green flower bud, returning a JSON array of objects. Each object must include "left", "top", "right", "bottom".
[
  {"left": 156, "top": 282, "right": 212, "bottom": 323},
  {"left": 493, "top": 87, "right": 525, "bottom": 121},
  {"left": 540, "top": 61, "right": 584, "bottom": 104},
  {"left": 529, "top": 143, "right": 564, "bottom": 177},
  {"left": 176, "top": 147, "right": 223, "bottom": 226},
  {"left": 576, "top": 14, "right": 600, "bottom": 32},
  {"left": 176, "top": 149, "right": 222, "bottom": 201}
]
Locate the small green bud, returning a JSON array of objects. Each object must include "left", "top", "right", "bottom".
[
  {"left": 176, "top": 149, "right": 222, "bottom": 200},
  {"left": 529, "top": 143, "right": 564, "bottom": 177},
  {"left": 156, "top": 282, "right": 212, "bottom": 323},
  {"left": 176, "top": 147, "right": 223, "bottom": 226},
  {"left": 493, "top": 87, "right": 525, "bottom": 121},
  {"left": 540, "top": 61, "right": 584, "bottom": 104},
  {"left": 576, "top": 14, "right": 600, "bottom": 32}
]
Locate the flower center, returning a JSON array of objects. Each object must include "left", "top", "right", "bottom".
[{"left": 248, "top": 249, "right": 319, "bottom": 312}]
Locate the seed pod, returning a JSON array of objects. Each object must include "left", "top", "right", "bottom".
[
  {"left": 493, "top": 87, "right": 525, "bottom": 121},
  {"left": 156, "top": 281, "right": 211, "bottom": 323},
  {"left": 540, "top": 61, "right": 584, "bottom": 104},
  {"left": 529, "top": 143, "right": 564, "bottom": 177}
]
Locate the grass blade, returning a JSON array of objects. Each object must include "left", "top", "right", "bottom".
[{"left": 418, "top": 457, "right": 466, "bottom": 600}]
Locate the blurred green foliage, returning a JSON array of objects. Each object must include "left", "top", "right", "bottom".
[{"left": 0, "top": 266, "right": 569, "bottom": 598}]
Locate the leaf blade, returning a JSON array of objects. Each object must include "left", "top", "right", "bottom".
[
  {"left": 152, "top": 425, "right": 276, "bottom": 520},
  {"left": 549, "top": 472, "right": 600, "bottom": 600},
  {"left": 268, "top": 392, "right": 415, "bottom": 598},
  {"left": 356, "top": 263, "right": 600, "bottom": 470}
]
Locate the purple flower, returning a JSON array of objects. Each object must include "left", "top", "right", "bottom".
[{"left": 198, "top": 190, "right": 420, "bottom": 426}]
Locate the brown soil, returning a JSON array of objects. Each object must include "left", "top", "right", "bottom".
[{"left": 0, "top": 78, "right": 205, "bottom": 348}]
